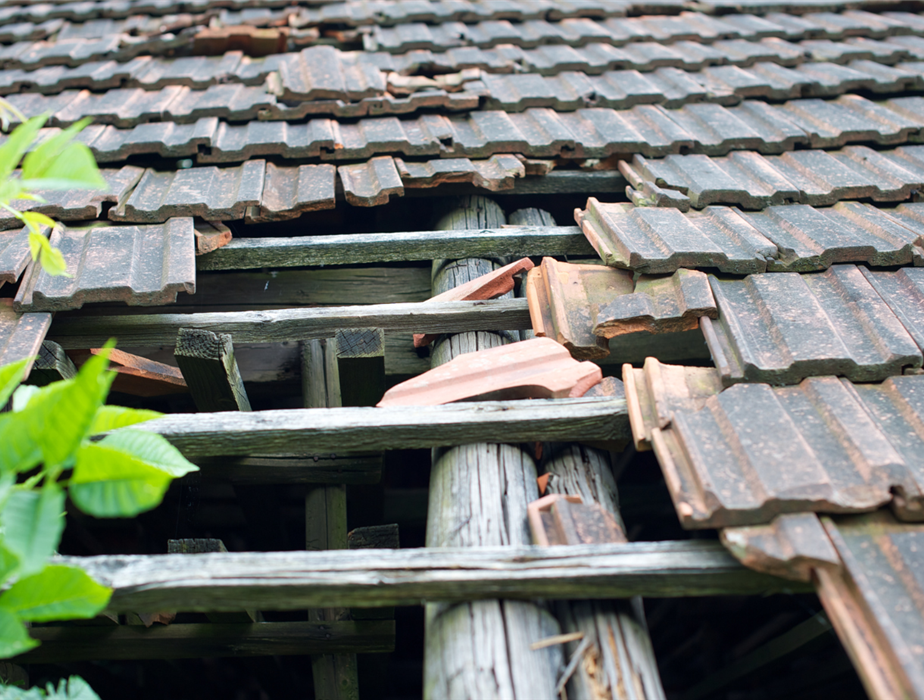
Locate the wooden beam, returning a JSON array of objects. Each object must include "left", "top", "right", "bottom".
[
  {"left": 28, "top": 340, "right": 77, "bottom": 386},
  {"left": 49, "top": 299, "right": 531, "bottom": 348},
  {"left": 335, "top": 329, "right": 385, "bottom": 408},
  {"left": 301, "top": 337, "right": 361, "bottom": 700},
  {"left": 126, "top": 397, "right": 629, "bottom": 456},
  {"left": 58, "top": 542, "right": 809, "bottom": 614},
  {"left": 194, "top": 454, "right": 383, "bottom": 485},
  {"left": 168, "top": 538, "right": 259, "bottom": 624},
  {"left": 424, "top": 196, "right": 562, "bottom": 699},
  {"left": 197, "top": 226, "right": 593, "bottom": 271},
  {"left": 175, "top": 328, "right": 252, "bottom": 413},
  {"left": 18, "top": 621, "right": 395, "bottom": 663}
]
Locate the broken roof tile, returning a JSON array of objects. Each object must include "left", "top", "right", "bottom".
[
  {"left": 526, "top": 258, "right": 716, "bottom": 359},
  {"left": 719, "top": 512, "right": 841, "bottom": 582},
  {"left": 14, "top": 218, "right": 196, "bottom": 312},
  {"left": 526, "top": 259, "right": 620, "bottom": 360},
  {"left": 377, "top": 336, "right": 603, "bottom": 406},
  {"left": 396, "top": 154, "right": 525, "bottom": 191},
  {"left": 594, "top": 268, "right": 717, "bottom": 337},
  {"left": 254, "top": 162, "right": 336, "bottom": 222},
  {"left": 650, "top": 374, "right": 924, "bottom": 528},
  {"left": 575, "top": 198, "right": 776, "bottom": 274},
  {"left": 0, "top": 298, "right": 51, "bottom": 373},
  {"left": 816, "top": 514, "right": 924, "bottom": 700},
  {"left": 414, "top": 257, "right": 534, "bottom": 348},
  {"left": 622, "top": 358, "right": 724, "bottom": 451},
  {"left": 338, "top": 156, "right": 404, "bottom": 206},
  {"left": 110, "top": 160, "right": 265, "bottom": 223},
  {"left": 703, "top": 265, "right": 922, "bottom": 386},
  {"left": 0, "top": 226, "right": 29, "bottom": 285}
]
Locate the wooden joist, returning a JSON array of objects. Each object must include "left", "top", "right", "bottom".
[
  {"left": 20, "top": 621, "right": 395, "bottom": 663},
  {"left": 127, "top": 397, "right": 629, "bottom": 456},
  {"left": 58, "top": 542, "right": 807, "bottom": 614},
  {"left": 197, "top": 226, "right": 593, "bottom": 271},
  {"left": 49, "top": 299, "right": 531, "bottom": 348}
]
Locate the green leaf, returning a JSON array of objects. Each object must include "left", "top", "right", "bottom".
[
  {"left": 10, "top": 385, "right": 40, "bottom": 412},
  {"left": 99, "top": 430, "right": 198, "bottom": 478},
  {"left": 89, "top": 406, "right": 162, "bottom": 435},
  {"left": 0, "top": 413, "right": 41, "bottom": 474},
  {"left": 70, "top": 443, "right": 173, "bottom": 518},
  {"left": 0, "top": 607, "right": 38, "bottom": 659},
  {"left": 21, "top": 118, "right": 102, "bottom": 189},
  {"left": 28, "top": 230, "right": 67, "bottom": 277},
  {"left": 0, "top": 358, "right": 29, "bottom": 407},
  {"left": 0, "top": 565, "right": 110, "bottom": 622},
  {"left": 20, "top": 211, "right": 55, "bottom": 230},
  {"left": 0, "top": 115, "right": 48, "bottom": 184},
  {"left": 1, "top": 485, "right": 65, "bottom": 576},
  {"left": 45, "top": 677, "right": 101, "bottom": 700},
  {"left": 5, "top": 345, "right": 115, "bottom": 471},
  {"left": 0, "top": 544, "right": 20, "bottom": 585}
]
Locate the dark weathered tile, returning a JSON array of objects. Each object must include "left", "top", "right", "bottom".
[
  {"left": 111, "top": 160, "right": 265, "bottom": 223},
  {"left": 14, "top": 218, "right": 196, "bottom": 312},
  {"left": 338, "top": 156, "right": 405, "bottom": 206},
  {"left": 703, "top": 264, "right": 922, "bottom": 386},
  {"left": 651, "top": 375, "right": 924, "bottom": 528},
  {"left": 576, "top": 197, "right": 776, "bottom": 273},
  {"left": 255, "top": 162, "right": 336, "bottom": 221},
  {"left": 0, "top": 298, "right": 51, "bottom": 372}
]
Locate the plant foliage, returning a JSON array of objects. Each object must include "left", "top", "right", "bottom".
[
  {"left": 0, "top": 348, "right": 198, "bottom": 659},
  {"left": 0, "top": 101, "right": 106, "bottom": 277}
]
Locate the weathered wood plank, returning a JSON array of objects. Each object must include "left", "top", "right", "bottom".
[
  {"left": 57, "top": 542, "right": 808, "bottom": 614},
  {"left": 126, "top": 397, "right": 629, "bottom": 456},
  {"left": 194, "top": 454, "right": 383, "bottom": 485},
  {"left": 197, "top": 226, "right": 593, "bottom": 271},
  {"left": 18, "top": 621, "right": 395, "bottom": 663},
  {"left": 48, "top": 299, "right": 531, "bottom": 348},
  {"left": 302, "top": 338, "right": 360, "bottom": 700}
]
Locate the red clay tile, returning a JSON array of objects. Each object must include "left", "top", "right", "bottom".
[
  {"left": 413, "top": 257, "right": 534, "bottom": 348},
  {"left": 378, "top": 336, "right": 601, "bottom": 406}
]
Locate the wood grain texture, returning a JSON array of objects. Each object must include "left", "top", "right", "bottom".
[
  {"left": 54, "top": 542, "right": 806, "bottom": 614},
  {"left": 424, "top": 197, "right": 562, "bottom": 700},
  {"left": 197, "top": 226, "right": 592, "bottom": 271},
  {"left": 125, "top": 397, "right": 629, "bottom": 456},
  {"left": 194, "top": 454, "right": 382, "bottom": 485},
  {"left": 175, "top": 328, "right": 251, "bottom": 412},
  {"left": 545, "top": 445, "right": 667, "bottom": 700},
  {"left": 48, "top": 299, "right": 531, "bottom": 348},
  {"left": 18, "top": 621, "right": 395, "bottom": 663}
]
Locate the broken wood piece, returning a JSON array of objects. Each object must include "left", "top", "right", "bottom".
[
  {"left": 413, "top": 257, "right": 534, "bottom": 348},
  {"left": 28, "top": 340, "right": 77, "bottom": 386},
  {"left": 528, "top": 494, "right": 626, "bottom": 547},
  {"left": 720, "top": 513, "right": 841, "bottom": 582},
  {"left": 530, "top": 631, "right": 584, "bottom": 651},
  {"left": 74, "top": 348, "right": 187, "bottom": 397},
  {"left": 194, "top": 221, "right": 233, "bottom": 256},
  {"left": 593, "top": 268, "right": 717, "bottom": 339},
  {"left": 378, "top": 337, "right": 602, "bottom": 407},
  {"left": 175, "top": 328, "right": 251, "bottom": 412},
  {"left": 137, "top": 612, "right": 176, "bottom": 628},
  {"left": 622, "top": 358, "right": 723, "bottom": 451}
]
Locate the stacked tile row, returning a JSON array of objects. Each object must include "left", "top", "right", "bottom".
[
  {"left": 0, "top": 154, "right": 527, "bottom": 228},
  {"left": 624, "top": 144, "right": 924, "bottom": 209},
  {"left": 12, "top": 57, "right": 924, "bottom": 126},
  {"left": 22, "top": 94, "right": 924, "bottom": 165},
  {"left": 576, "top": 198, "right": 924, "bottom": 273}
]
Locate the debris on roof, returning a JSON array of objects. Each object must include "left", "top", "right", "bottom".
[{"left": 377, "top": 336, "right": 602, "bottom": 406}]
